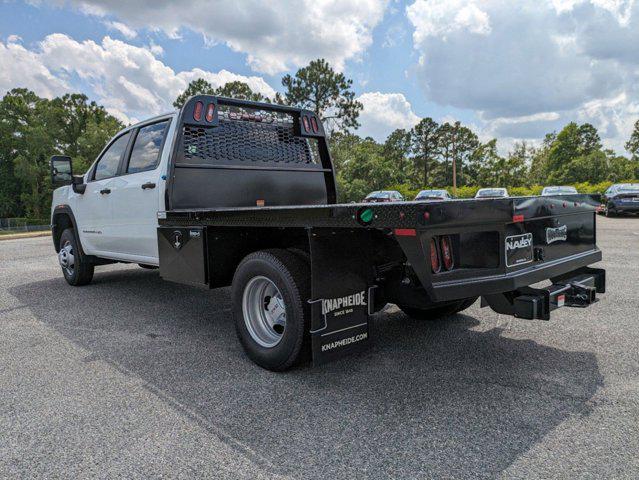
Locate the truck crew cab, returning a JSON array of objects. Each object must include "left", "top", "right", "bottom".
[{"left": 51, "top": 96, "right": 606, "bottom": 371}]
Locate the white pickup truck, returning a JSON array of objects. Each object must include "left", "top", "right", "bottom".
[{"left": 50, "top": 96, "right": 605, "bottom": 370}]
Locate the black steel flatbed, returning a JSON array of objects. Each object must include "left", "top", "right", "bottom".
[
  {"left": 153, "top": 95, "right": 606, "bottom": 368},
  {"left": 160, "top": 194, "right": 599, "bottom": 230}
]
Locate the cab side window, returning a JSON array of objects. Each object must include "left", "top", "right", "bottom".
[
  {"left": 127, "top": 121, "right": 169, "bottom": 174},
  {"left": 93, "top": 132, "right": 132, "bottom": 181}
]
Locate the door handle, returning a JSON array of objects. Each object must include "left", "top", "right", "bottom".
[
  {"left": 141, "top": 182, "right": 156, "bottom": 190},
  {"left": 100, "top": 188, "right": 111, "bottom": 195}
]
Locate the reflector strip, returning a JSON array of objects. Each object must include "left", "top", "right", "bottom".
[{"left": 394, "top": 228, "right": 416, "bottom": 237}]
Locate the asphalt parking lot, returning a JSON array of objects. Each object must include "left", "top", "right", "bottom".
[{"left": 1, "top": 216, "right": 638, "bottom": 479}]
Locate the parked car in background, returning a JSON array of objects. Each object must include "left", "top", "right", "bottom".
[
  {"left": 600, "top": 183, "right": 639, "bottom": 217},
  {"left": 541, "top": 186, "right": 578, "bottom": 196},
  {"left": 414, "top": 189, "right": 453, "bottom": 201},
  {"left": 475, "top": 188, "right": 509, "bottom": 199},
  {"left": 363, "top": 190, "right": 404, "bottom": 203}
]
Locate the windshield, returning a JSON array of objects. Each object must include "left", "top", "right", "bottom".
[
  {"left": 476, "top": 189, "right": 506, "bottom": 197},
  {"left": 366, "top": 191, "right": 391, "bottom": 199},
  {"left": 417, "top": 190, "right": 447, "bottom": 197},
  {"left": 543, "top": 186, "right": 577, "bottom": 195},
  {"left": 618, "top": 185, "right": 639, "bottom": 194}
]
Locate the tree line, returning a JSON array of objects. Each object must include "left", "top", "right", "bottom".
[
  {"left": 333, "top": 118, "right": 639, "bottom": 202},
  {"left": 0, "top": 89, "right": 124, "bottom": 218},
  {"left": 1, "top": 58, "right": 639, "bottom": 217}
]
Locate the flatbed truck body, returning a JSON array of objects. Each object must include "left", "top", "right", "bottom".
[{"left": 51, "top": 96, "right": 605, "bottom": 370}]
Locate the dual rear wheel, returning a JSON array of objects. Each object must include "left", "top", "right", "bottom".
[{"left": 232, "top": 249, "right": 311, "bottom": 372}]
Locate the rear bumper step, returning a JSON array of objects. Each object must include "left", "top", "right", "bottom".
[{"left": 481, "top": 267, "right": 605, "bottom": 320}]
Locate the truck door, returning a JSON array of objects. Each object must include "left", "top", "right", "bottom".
[
  {"left": 75, "top": 131, "right": 132, "bottom": 255},
  {"left": 109, "top": 120, "right": 170, "bottom": 262}
]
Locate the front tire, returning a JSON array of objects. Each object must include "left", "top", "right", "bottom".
[
  {"left": 398, "top": 297, "right": 477, "bottom": 321},
  {"left": 232, "top": 249, "right": 311, "bottom": 371},
  {"left": 58, "top": 228, "right": 94, "bottom": 286}
]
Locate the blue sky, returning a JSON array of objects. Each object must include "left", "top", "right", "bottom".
[{"left": 1, "top": 0, "right": 638, "bottom": 154}]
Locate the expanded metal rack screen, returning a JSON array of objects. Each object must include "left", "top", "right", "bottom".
[{"left": 181, "top": 104, "right": 322, "bottom": 167}]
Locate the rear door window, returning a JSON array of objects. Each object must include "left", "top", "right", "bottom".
[
  {"left": 93, "top": 132, "right": 132, "bottom": 181},
  {"left": 127, "top": 121, "right": 169, "bottom": 174}
]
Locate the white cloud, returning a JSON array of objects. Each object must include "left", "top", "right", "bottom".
[
  {"left": 356, "top": 92, "right": 420, "bottom": 141},
  {"left": 68, "top": 0, "right": 389, "bottom": 74},
  {"left": 146, "top": 42, "right": 164, "bottom": 57},
  {"left": 406, "top": 0, "right": 639, "bottom": 154},
  {"left": 103, "top": 20, "right": 137, "bottom": 39},
  {"left": 407, "top": 0, "right": 491, "bottom": 40},
  {"left": 0, "top": 37, "right": 69, "bottom": 99},
  {"left": 1, "top": 34, "right": 277, "bottom": 123}
]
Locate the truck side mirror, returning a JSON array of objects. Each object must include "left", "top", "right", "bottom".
[{"left": 50, "top": 155, "right": 73, "bottom": 186}]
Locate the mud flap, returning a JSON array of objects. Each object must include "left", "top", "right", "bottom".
[{"left": 308, "top": 229, "right": 375, "bottom": 365}]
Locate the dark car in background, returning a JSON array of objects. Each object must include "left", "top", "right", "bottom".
[
  {"left": 475, "top": 188, "right": 509, "bottom": 199},
  {"left": 600, "top": 183, "right": 639, "bottom": 217},
  {"left": 414, "top": 189, "right": 453, "bottom": 201},
  {"left": 541, "top": 186, "right": 578, "bottom": 196},
  {"left": 363, "top": 190, "right": 404, "bottom": 203}
]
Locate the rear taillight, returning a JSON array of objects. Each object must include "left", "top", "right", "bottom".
[
  {"left": 193, "top": 101, "right": 203, "bottom": 121},
  {"left": 310, "top": 116, "right": 319, "bottom": 133},
  {"left": 302, "top": 116, "right": 310, "bottom": 132},
  {"left": 440, "top": 235, "right": 454, "bottom": 270},
  {"left": 205, "top": 103, "right": 215, "bottom": 122},
  {"left": 430, "top": 238, "right": 441, "bottom": 273}
]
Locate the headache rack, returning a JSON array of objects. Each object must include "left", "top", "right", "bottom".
[{"left": 167, "top": 96, "right": 337, "bottom": 210}]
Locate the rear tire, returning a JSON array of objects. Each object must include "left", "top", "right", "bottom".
[
  {"left": 58, "top": 228, "right": 94, "bottom": 286},
  {"left": 605, "top": 204, "right": 616, "bottom": 217},
  {"left": 232, "top": 249, "right": 311, "bottom": 371},
  {"left": 398, "top": 297, "right": 477, "bottom": 321}
]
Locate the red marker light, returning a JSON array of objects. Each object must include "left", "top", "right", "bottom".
[
  {"left": 310, "top": 116, "right": 319, "bottom": 133},
  {"left": 557, "top": 294, "right": 565, "bottom": 307},
  {"left": 205, "top": 103, "right": 215, "bottom": 122},
  {"left": 302, "top": 116, "right": 310, "bottom": 132},
  {"left": 193, "top": 101, "right": 203, "bottom": 121},
  {"left": 513, "top": 214, "right": 524, "bottom": 223},
  {"left": 430, "top": 238, "right": 441, "bottom": 273},
  {"left": 394, "top": 228, "right": 416, "bottom": 237}
]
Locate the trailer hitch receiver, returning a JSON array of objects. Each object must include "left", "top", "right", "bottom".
[{"left": 482, "top": 267, "right": 605, "bottom": 320}]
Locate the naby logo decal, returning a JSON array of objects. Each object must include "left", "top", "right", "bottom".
[
  {"left": 321, "top": 291, "right": 367, "bottom": 316},
  {"left": 546, "top": 225, "right": 568, "bottom": 244},
  {"left": 506, "top": 234, "right": 532, "bottom": 251}
]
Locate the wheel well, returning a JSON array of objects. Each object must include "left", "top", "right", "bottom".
[
  {"left": 52, "top": 212, "right": 74, "bottom": 252},
  {"left": 206, "top": 226, "right": 310, "bottom": 288}
]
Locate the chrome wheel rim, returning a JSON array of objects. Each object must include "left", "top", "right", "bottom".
[
  {"left": 242, "top": 276, "right": 286, "bottom": 348},
  {"left": 58, "top": 240, "right": 75, "bottom": 276}
]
